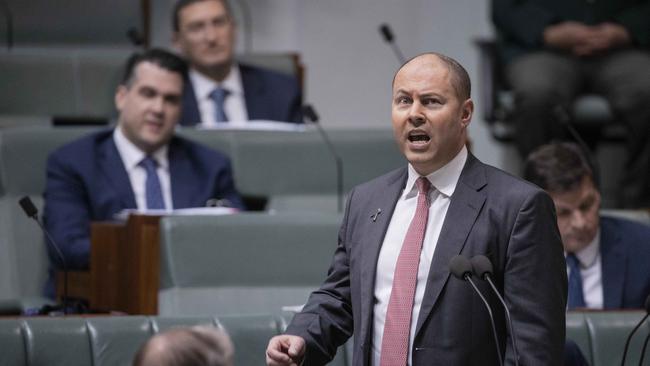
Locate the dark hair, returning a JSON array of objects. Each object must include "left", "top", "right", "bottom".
[
  {"left": 393, "top": 52, "right": 471, "bottom": 100},
  {"left": 523, "top": 142, "right": 595, "bottom": 194},
  {"left": 133, "top": 326, "right": 234, "bottom": 366},
  {"left": 172, "top": 0, "right": 232, "bottom": 32},
  {"left": 121, "top": 48, "right": 188, "bottom": 86}
]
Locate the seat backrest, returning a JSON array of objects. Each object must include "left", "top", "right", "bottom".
[
  {"left": 158, "top": 212, "right": 342, "bottom": 316},
  {"left": 0, "top": 126, "right": 101, "bottom": 302},
  {"left": 0, "top": 314, "right": 286, "bottom": 366},
  {"left": 566, "top": 311, "right": 649, "bottom": 366},
  {"left": 0, "top": 49, "right": 130, "bottom": 120}
]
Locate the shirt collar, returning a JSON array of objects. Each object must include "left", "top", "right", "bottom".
[
  {"left": 403, "top": 146, "right": 468, "bottom": 199},
  {"left": 189, "top": 63, "right": 244, "bottom": 100},
  {"left": 571, "top": 229, "right": 601, "bottom": 269},
  {"left": 113, "top": 127, "right": 169, "bottom": 170}
]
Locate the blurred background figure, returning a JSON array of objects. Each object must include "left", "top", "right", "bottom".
[
  {"left": 524, "top": 142, "right": 650, "bottom": 310},
  {"left": 492, "top": 0, "right": 650, "bottom": 208},
  {"left": 133, "top": 326, "right": 234, "bottom": 366},
  {"left": 172, "top": 0, "right": 303, "bottom": 126}
]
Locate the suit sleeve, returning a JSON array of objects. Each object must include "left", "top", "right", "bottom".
[
  {"left": 42, "top": 152, "right": 93, "bottom": 270},
  {"left": 287, "top": 78, "right": 304, "bottom": 124},
  {"left": 215, "top": 157, "right": 246, "bottom": 210},
  {"left": 613, "top": 1, "right": 650, "bottom": 47},
  {"left": 284, "top": 189, "right": 355, "bottom": 365},
  {"left": 504, "top": 190, "right": 567, "bottom": 365}
]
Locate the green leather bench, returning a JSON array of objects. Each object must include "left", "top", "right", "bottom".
[
  {"left": 0, "top": 126, "right": 400, "bottom": 309},
  {"left": 566, "top": 311, "right": 649, "bottom": 366},
  {"left": 0, "top": 314, "right": 285, "bottom": 366},
  {"left": 158, "top": 212, "right": 342, "bottom": 316},
  {"left": 0, "top": 311, "right": 646, "bottom": 366}
]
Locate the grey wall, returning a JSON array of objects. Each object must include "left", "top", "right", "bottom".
[{"left": 153, "top": 0, "right": 514, "bottom": 171}]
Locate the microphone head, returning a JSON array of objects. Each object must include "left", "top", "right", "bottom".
[
  {"left": 449, "top": 255, "right": 472, "bottom": 280},
  {"left": 471, "top": 255, "right": 494, "bottom": 280},
  {"left": 18, "top": 196, "right": 38, "bottom": 218},
  {"left": 302, "top": 104, "right": 319, "bottom": 123},
  {"left": 379, "top": 24, "right": 394, "bottom": 43}
]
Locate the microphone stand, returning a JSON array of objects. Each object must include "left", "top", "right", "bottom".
[
  {"left": 19, "top": 196, "right": 69, "bottom": 315},
  {"left": 303, "top": 105, "right": 344, "bottom": 212}
]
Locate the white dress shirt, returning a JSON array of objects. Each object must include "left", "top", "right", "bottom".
[
  {"left": 113, "top": 127, "right": 173, "bottom": 210},
  {"left": 567, "top": 230, "right": 604, "bottom": 309},
  {"left": 189, "top": 64, "right": 248, "bottom": 126},
  {"left": 372, "top": 146, "right": 468, "bottom": 366}
]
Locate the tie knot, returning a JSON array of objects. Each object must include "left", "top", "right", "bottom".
[
  {"left": 566, "top": 253, "right": 581, "bottom": 269},
  {"left": 209, "top": 87, "right": 229, "bottom": 102},
  {"left": 415, "top": 177, "right": 431, "bottom": 195},
  {"left": 139, "top": 156, "right": 158, "bottom": 171}
]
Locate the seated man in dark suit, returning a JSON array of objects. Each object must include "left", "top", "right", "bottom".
[
  {"left": 524, "top": 142, "right": 650, "bottom": 310},
  {"left": 43, "top": 48, "right": 244, "bottom": 298},
  {"left": 172, "top": 0, "right": 302, "bottom": 126}
]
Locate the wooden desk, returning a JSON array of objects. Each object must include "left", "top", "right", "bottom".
[{"left": 58, "top": 214, "right": 161, "bottom": 315}]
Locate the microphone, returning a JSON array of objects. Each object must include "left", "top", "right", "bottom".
[
  {"left": 552, "top": 105, "right": 601, "bottom": 189},
  {"left": 449, "top": 255, "right": 503, "bottom": 366},
  {"left": 621, "top": 294, "right": 650, "bottom": 366},
  {"left": 0, "top": 0, "right": 12, "bottom": 50},
  {"left": 378, "top": 23, "right": 406, "bottom": 64},
  {"left": 303, "top": 104, "right": 344, "bottom": 213},
  {"left": 471, "top": 255, "right": 520, "bottom": 366},
  {"left": 18, "top": 196, "right": 69, "bottom": 315},
  {"left": 639, "top": 332, "right": 649, "bottom": 366}
]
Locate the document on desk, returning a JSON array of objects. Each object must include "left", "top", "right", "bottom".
[
  {"left": 113, "top": 207, "right": 238, "bottom": 221},
  {"left": 196, "top": 119, "right": 306, "bottom": 132}
]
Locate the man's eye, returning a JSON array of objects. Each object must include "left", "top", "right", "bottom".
[
  {"left": 139, "top": 88, "right": 156, "bottom": 98},
  {"left": 423, "top": 98, "right": 441, "bottom": 105},
  {"left": 396, "top": 97, "right": 411, "bottom": 104}
]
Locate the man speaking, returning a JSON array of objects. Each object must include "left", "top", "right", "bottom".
[{"left": 266, "top": 53, "right": 566, "bottom": 365}]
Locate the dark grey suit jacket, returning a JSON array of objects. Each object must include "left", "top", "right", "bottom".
[{"left": 286, "top": 153, "right": 567, "bottom": 365}]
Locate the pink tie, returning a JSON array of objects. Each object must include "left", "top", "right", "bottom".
[{"left": 380, "top": 177, "right": 431, "bottom": 366}]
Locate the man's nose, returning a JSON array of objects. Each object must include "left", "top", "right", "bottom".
[{"left": 408, "top": 102, "right": 425, "bottom": 126}]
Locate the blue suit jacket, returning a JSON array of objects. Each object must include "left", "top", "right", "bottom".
[
  {"left": 179, "top": 63, "right": 303, "bottom": 125},
  {"left": 42, "top": 129, "right": 244, "bottom": 297},
  {"left": 600, "top": 216, "right": 650, "bottom": 309}
]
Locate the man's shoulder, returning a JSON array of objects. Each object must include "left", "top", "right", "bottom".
[
  {"left": 239, "top": 63, "right": 299, "bottom": 87},
  {"left": 49, "top": 129, "right": 112, "bottom": 161},
  {"left": 601, "top": 215, "right": 650, "bottom": 236}
]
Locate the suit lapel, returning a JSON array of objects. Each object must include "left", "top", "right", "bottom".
[
  {"left": 359, "top": 168, "right": 407, "bottom": 344},
  {"left": 415, "top": 155, "right": 487, "bottom": 336},
  {"left": 98, "top": 134, "right": 137, "bottom": 208},
  {"left": 240, "top": 65, "right": 265, "bottom": 120},
  {"left": 181, "top": 81, "right": 202, "bottom": 126},
  {"left": 168, "top": 139, "right": 194, "bottom": 209},
  {"left": 600, "top": 218, "right": 625, "bottom": 309}
]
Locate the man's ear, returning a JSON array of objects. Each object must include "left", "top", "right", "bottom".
[
  {"left": 114, "top": 85, "right": 128, "bottom": 112},
  {"left": 460, "top": 98, "right": 474, "bottom": 127}
]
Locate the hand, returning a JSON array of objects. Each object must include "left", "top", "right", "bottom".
[
  {"left": 543, "top": 21, "right": 595, "bottom": 51},
  {"left": 573, "top": 22, "right": 631, "bottom": 56},
  {"left": 266, "top": 335, "right": 306, "bottom": 366}
]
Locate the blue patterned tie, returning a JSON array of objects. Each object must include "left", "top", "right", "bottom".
[
  {"left": 209, "top": 87, "right": 229, "bottom": 123},
  {"left": 566, "top": 253, "right": 586, "bottom": 309},
  {"left": 139, "top": 156, "right": 165, "bottom": 210}
]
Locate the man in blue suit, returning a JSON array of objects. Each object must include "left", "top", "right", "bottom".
[
  {"left": 43, "top": 48, "right": 245, "bottom": 298},
  {"left": 172, "top": 0, "right": 302, "bottom": 126},
  {"left": 524, "top": 142, "right": 650, "bottom": 310}
]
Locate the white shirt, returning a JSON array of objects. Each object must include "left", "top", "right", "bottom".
[
  {"left": 190, "top": 64, "right": 248, "bottom": 126},
  {"left": 567, "top": 229, "right": 604, "bottom": 309},
  {"left": 372, "top": 146, "right": 468, "bottom": 366},
  {"left": 113, "top": 127, "right": 173, "bottom": 210}
]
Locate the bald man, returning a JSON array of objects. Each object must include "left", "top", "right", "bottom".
[{"left": 266, "top": 53, "right": 566, "bottom": 366}]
